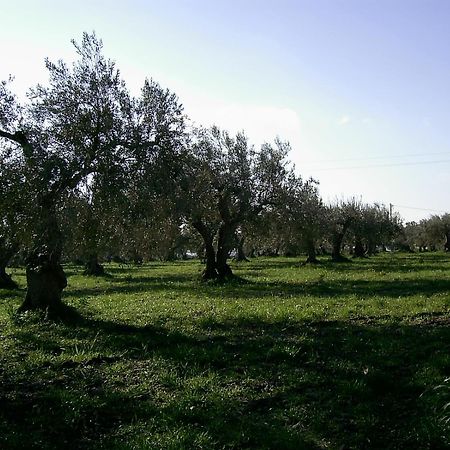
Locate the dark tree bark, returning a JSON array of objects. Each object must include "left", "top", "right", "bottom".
[
  {"left": 366, "top": 240, "right": 377, "bottom": 256},
  {"left": 318, "top": 244, "right": 328, "bottom": 255},
  {"left": 203, "top": 238, "right": 218, "bottom": 279},
  {"left": 0, "top": 241, "right": 18, "bottom": 289},
  {"left": 216, "top": 222, "right": 235, "bottom": 278},
  {"left": 0, "top": 264, "right": 18, "bottom": 289},
  {"left": 18, "top": 197, "right": 67, "bottom": 314},
  {"left": 192, "top": 187, "right": 248, "bottom": 280},
  {"left": 83, "top": 253, "right": 105, "bottom": 276},
  {"left": 19, "top": 252, "right": 67, "bottom": 314},
  {"left": 331, "top": 232, "right": 349, "bottom": 262},
  {"left": 193, "top": 218, "right": 237, "bottom": 280},
  {"left": 82, "top": 206, "right": 107, "bottom": 276},
  {"left": 444, "top": 232, "right": 450, "bottom": 252},
  {"left": 193, "top": 220, "right": 219, "bottom": 280},
  {"left": 304, "top": 236, "right": 319, "bottom": 264},
  {"left": 353, "top": 236, "right": 366, "bottom": 258},
  {"left": 331, "top": 220, "right": 352, "bottom": 262},
  {"left": 234, "top": 235, "right": 249, "bottom": 262},
  {"left": 215, "top": 193, "right": 239, "bottom": 279}
]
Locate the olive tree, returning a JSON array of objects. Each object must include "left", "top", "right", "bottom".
[
  {"left": 183, "top": 128, "right": 290, "bottom": 279},
  {"left": 352, "top": 203, "right": 401, "bottom": 256},
  {"left": 0, "top": 149, "right": 28, "bottom": 288},
  {"left": 0, "top": 33, "right": 131, "bottom": 313},
  {"left": 281, "top": 174, "right": 326, "bottom": 263},
  {"left": 424, "top": 214, "right": 450, "bottom": 252},
  {"left": 121, "top": 78, "right": 187, "bottom": 262},
  {"left": 327, "top": 199, "right": 360, "bottom": 262}
]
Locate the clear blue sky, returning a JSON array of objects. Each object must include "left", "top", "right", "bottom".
[{"left": 1, "top": 0, "right": 449, "bottom": 221}]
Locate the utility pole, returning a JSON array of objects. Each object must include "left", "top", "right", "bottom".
[{"left": 389, "top": 203, "right": 393, "bottom": 220}]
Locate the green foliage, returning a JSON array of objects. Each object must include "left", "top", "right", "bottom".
[
  {"left": 183, "top": 129, "right": 293, "bottom": 277},
  {"left": 0, "top": 253, "right": 449, "bottom": 449},
  {"left": 400, "top": 214, "right": 450, "bottom": 252},
  {"left": 1, "top": 32, "right": 426, "bottom": 285}
]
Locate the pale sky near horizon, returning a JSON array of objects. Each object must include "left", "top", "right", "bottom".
[{"left": 1, "top": 0, "right": 449, "bottom": 222}]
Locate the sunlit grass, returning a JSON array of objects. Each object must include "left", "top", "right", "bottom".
[{"left": 0, "top": 252, "right": 449, "bottom": 449}]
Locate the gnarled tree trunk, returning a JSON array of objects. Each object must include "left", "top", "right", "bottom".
[
  {"left": 331, "top": 220, "right": 351, "bottom": 262},
  {"left": 234, "top": 234, "right": 249, "bottom": 262},
  {"left": 0, "top": 264, "right": 17, "bottom": 289},
  {"left": 0, "top": 128, "right": 74, "bottom": 314},
  {"left": 215, "top": 192, "right": 240, "bottom": 279},
  {"left": 193, "top": 218, "right": 237, "bottom": 280},
  {"left": 203, "top": 238, "right": 218, "bottom": 279},
  {"left": 331, "top": 232, "right": 348, "bottom": 262},
  {"left": 353, "top": 236, "right": 366, "bottom": 258},
  {"left": 82, "top": 207, "right": 106, "bottom": 276},
  {"left": 366, "top": 239, "right": 377, "bottom": 256},
  {"left": 84, "top": 253, "right": 105, "bottom": 276},
  {"left": 216, "top": 221, "right": 235, "bottom": 278},
  {"left": 193, "top": 220, "right": 219, "bottom": 280},
  {"left": 0, "top": 241, "right": 18, "bottom": 289},
  {"left": 20, "top": 252, "right": 67, "bottom": 313},
  {"left": 304, "top": 236, "right": 319, "bottom": 264},
  {"left": 18, "top": 198, "right": 67, "bottom": 314}
]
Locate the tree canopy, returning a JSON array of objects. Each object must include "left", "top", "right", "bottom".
[{"left": 1, "top": 32, "right": 438, "bottom": 315}]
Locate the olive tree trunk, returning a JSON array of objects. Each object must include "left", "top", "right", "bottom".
[
  {"left": 367, "top": 239, "right": 377, "bottom": 256},
  {"left": 331, "top": 232, "right": 348, "bottom": 262},
  {"left": 234, "top": 235, "right": 249, "bottom": 262},
  {"left": 216, "top": 221, "right": 235, "bottom": 278},
  {"left": 0, "top": 264, "right": 17, "bottom": 289},
  {"left": 18, "top": 200, "right": 67, "bottom": 314},
  {"left": 82, "top": 208, "right": 106, "bottom": 276},
  {"left": 331, "top": 220, "right": 352, "bottom": 262},
  {"left": 304, "top": 236, "right": 319, "bottom": 264},
  {"left": 203, "top": 238, "right": 218, "bottom": 279},
  {"left": 193, "top": 218, "right": 237, "bottom": 280},
  {"left": 193, "top": 220, "right": 219, "bottom": 280},
  {"left": 353, "top": 236, "right": 366, "bottom": 258},
  {"left": 83, "top": 253, "right": 105, "bottom": 276},
  {"left": 0, "top": 241, "right": 18, "bottom": 289},
  {"left": 20, "top": 253, "right": 67, "bottom": 313}
]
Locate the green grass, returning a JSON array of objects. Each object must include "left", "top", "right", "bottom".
[{"left": 0, "top": 252, "right": 449, "bottom": 449}]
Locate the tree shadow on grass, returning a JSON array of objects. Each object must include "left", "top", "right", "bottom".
[
  {"left": 65, "top": 275, "right": 450, "bottom": 301},
  {"left": 65, "top": 273, "right": 195, "bottom": 300},
  {"left": 319, "top": 254, "right": 450, "bottom": 274},
  {"left": 0, "top": 287, "right": 24, "bottom": 302},
  {"left": 258, "top": 277, "right": 450, "bottom": 299},
  {"left": 239, "top": 253, "right": 450, "bottom": 275},
  {"left": 2, "top": 311, "right": 449, "bottom": 449},
  {"left": 60, "top": 252, "right": 450, "bottom": 303}
]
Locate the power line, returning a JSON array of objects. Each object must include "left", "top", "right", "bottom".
[
  {"left": 309, "top": 159, "right": 450, "bottom": 172},
  {"left": 392, "top": 204, "right": 448, "bottom": 214},
  {"left": 302, "top": 151, "right": 450, "bottom": 165}
]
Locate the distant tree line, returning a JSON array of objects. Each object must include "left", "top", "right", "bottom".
[
  {"left": 0, "top": 33, "right": 447, "bottom": 315},
  {"left": 395, "top": 215, "right": 450, "bottom": 253}
]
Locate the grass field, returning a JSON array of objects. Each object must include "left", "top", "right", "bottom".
[{"left": 0, "top": 253, "right": 449, "bottom": 449}]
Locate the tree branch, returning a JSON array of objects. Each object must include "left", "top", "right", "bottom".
[{"left": 0, "top": 128, "right": 34, "bottom": 158}]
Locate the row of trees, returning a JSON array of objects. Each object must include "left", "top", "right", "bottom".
[
  {"left": 397, "top": 215, "right": 450, "bottom": 252},
  {"left": 0, "top": 33, "right": 445, "bottom": 316}
]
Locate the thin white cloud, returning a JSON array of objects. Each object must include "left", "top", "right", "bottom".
[
  {"left": 187, "top": 98, "right": 303, "bottom": 149},
  {"left": 338, "top": 115, "right": 351, "bottom": 125}
]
